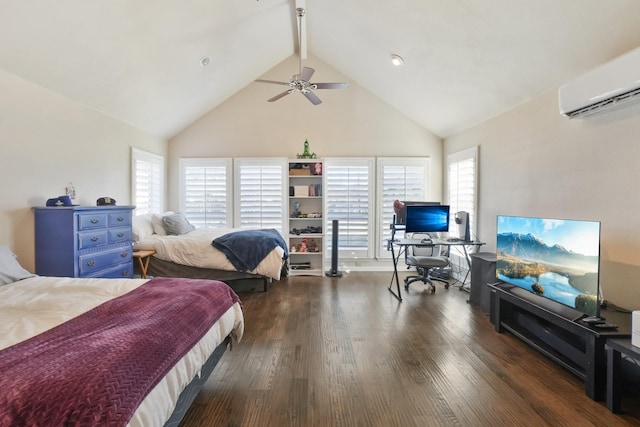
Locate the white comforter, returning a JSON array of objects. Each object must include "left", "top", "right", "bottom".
[
  {"left": 0, "top": 276, "right": 244, "bottom": 427},
  {"left": 134, "top": 228, "right": 285, "bottom": 280}
]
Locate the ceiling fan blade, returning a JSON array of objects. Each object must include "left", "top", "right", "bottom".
[
  {"left": 268, "top": 91, "right": 292, "bottom": 102},
  {"left": 256, "top": 79, "right": 290, "bottom": 86},
  {"left": 313, "top": 82, "right": 349, "bottom": 90},
  {"left": 303, "top": 90, "right": 322, "bottom": 105},
  {"left": 299, "top": 67, "right": 315, "bottom": 82}
]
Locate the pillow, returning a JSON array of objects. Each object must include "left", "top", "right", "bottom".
[
  {"left": 132, "top": 213, "right": 154, "bottom": 242},
  {"left": 162, "top": 213, "right": 195, "bottom": 236},
  {"left": 0, "top": 245, "right": 35, "bottom": 286},
  {"left": 151, "top": 211, "right": 174, "bottom": 235}
]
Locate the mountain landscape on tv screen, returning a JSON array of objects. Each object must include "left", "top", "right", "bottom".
[
  {"left": 497, "top": 232, "right": 599, "bottom": 273},
  {"left": 496, "top": 231, "right": 599, "bottom": 314}
]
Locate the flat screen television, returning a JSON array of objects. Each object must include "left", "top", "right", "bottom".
[
  {"left": 496, "top": 215, "right": 601, "bottom": 317},
  {"left": 405, "top": 205, "right": 450, "bottom": 233}
]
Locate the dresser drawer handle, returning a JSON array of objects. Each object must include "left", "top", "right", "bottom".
[
  {"left": 121, "top": 252, "right": 129, "bottom": 257},
  {"left": 117, "top": 232, "right": 124, "bottom": 238},
  {"left": 86, "top": 260, "right": 96, "bottom": 267},
  {"left": 91, "top": 237, "right": 99, "bottom": 242},
  {"left": 117, "top": 217, "right": 125, "bottom": 222},
  {"left": 90, "top": 219, "right": 99, "bottom": 224}
]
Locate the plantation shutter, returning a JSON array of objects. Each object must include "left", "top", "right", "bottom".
[
  {"left": 447, "top": 147, "right": 477, "bottom": 240},
  {"left": 377, "top": 158, "right": 430, "bottom": 258},
  {"left": 180, "top": 158, "right": 232, "bottom": 228},
  {"left": 324, "top": 159, "right": 374, "bottom": 259},
  {"left": 235, "top": 159, "right": 285, "bottom": 232},
  {"left": 132, "top": 148, "right": 163, "bottom": 216}
]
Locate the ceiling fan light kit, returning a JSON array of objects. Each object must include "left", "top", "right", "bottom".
[{"left": 255, "top": 6, "right": 348, "bottom": 105}]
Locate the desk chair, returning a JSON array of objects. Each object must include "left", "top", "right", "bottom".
[{"left": 404, "top": 233, "right": 450, "bottom": 293}]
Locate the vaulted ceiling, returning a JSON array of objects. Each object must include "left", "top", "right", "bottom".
[{"left": 2, "top": 0, "right": 640, "bottom": 140}]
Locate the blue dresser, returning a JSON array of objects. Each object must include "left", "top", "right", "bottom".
[{"left": 34, "top": 206, "right": 135, "bottom": 278}]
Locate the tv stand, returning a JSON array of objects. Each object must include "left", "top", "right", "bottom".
[{"left": 489, "top": 282, "right": 630, "bottom": 401}]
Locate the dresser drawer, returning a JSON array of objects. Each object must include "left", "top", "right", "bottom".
[
  {"left": 108, "top": 212, "right": 131, "bottom": 227},
  {"left": 78, "top": 230, "right": 108, "bottom": 249},
  {"left": 108, "top": 227, "right": 131, "bottom": 244},
  {"left": 78, "top": 247, "right": 132, "bottom": 276},
  {"left": 81, "top": 261, "right": 133, "bottom": 279},
  {"left": 78, "top": 213, "right": 108, "bottom": 230}
]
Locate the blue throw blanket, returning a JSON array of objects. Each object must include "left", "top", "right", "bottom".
[{"left": 212, "top": 229, "right": 289, "bottom": 273}]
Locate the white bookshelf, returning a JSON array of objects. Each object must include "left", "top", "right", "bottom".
[{"left": 287, "top": 159, "right": 324, "bottom": 276}]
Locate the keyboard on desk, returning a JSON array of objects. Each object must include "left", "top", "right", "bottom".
[{"left": 397, "top": 238, "right": 434, "bottom": 245}]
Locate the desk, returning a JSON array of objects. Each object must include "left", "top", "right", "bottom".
[
  {"left": 388, "top": 238, "right": 485, "bottom": 301},
  {"left": 132, "top": 249, "right": 156, "bottom": 279},
  {"left": 607, "top": 338, "right": 638, "bottom": 412}
]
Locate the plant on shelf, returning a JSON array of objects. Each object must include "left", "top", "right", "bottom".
[{"left": 296, "top": 139, "right": 317, "bottom": 159}]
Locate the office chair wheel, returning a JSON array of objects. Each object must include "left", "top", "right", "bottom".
[
  {"left": 430, "top": 285, "right": 436, "bottom": 294},
  {"left": 444, "top": 283, "right": 450, "bottom": 289}
]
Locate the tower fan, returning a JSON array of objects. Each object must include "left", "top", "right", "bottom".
[{"left": 326, "top": 219, "right": 343, "bottom": 277}]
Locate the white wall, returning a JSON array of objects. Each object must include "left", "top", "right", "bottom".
[
  {"left": 444, "top": 89, "right": 640, "bottom": 309},
  {"left": 0, "top": 69, "right": 167, "bottom": 271},
  {"left": 168, "top": 55, "right": 443, "bottom": 210}
]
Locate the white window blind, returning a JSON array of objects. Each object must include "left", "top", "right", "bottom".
[
  {"left": 447, "top": 147, "right": 478, "bottom": 240},
  {"left": 131, "top": 148, "right": 164, "bottom": 216},
  {"left": 180, "top": 158, "right": 232, "bottom": 228},
  {"left": 324, "top": 158, "right": 374, "bottom": 259},
  {"left": 377, "top": 158, "right": 430, "bottom": 258},
  {"left": 234, "top": 159, "right": 285, "bottom": 232}
]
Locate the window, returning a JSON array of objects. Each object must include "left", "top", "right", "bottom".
[
  {"left": 447, "top": 146, "right": 478, "bottom": 281},
  {"left": 324, "top": 158, "right": 374, "bottom": 259},
  {"left": 179, "top": 158, "right": 232, "bottom": 228},
  {"left": 376, "top": 157, "right": 430, "bottom": 258},
  {"left": 447, "top": 147, "right": 477, "bottom": 239},
  {"left": 131, "top": 148, "right": 164, "bottom": 216},
  {"left": 234, "top": 158, "right": 286, "bottom": 232}
]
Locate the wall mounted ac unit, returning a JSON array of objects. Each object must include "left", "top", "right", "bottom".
[{"left": 558, "top": 47, "right": 640, "bottom": 118}]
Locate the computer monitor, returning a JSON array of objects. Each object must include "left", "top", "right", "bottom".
[
  {"left": 394, "top": 201, "right": 440, "bottom": 225},
  {"left": 405, "top": 205, "right": 450, "bottom": 233}
]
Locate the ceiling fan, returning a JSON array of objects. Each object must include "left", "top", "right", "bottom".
[{"left": 255, "top": 7, "right": 348, "bottom": 105}]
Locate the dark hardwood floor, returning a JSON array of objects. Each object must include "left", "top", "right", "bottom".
[{"left": 181, "top": 272, "right": 640, "bottom": 426}]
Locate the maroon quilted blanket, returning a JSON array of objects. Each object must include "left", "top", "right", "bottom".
[{"left": 0, "top": 277, "right": 241, "bottom": 427}]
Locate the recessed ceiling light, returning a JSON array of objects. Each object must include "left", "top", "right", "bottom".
[
  {"left": 390, "top": 54, "right": 404, "bottom": 66},
  {"left": 199, "top": 56, "right": 211, "bottom": 68}
]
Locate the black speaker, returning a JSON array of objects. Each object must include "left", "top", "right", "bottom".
[{"left": 325, "top": 219, "right": 343, "bottom": 277}]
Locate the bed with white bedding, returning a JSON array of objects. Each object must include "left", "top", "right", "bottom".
[
  {"left": 132, "top": 213, "right": 289, "bottom": 290},
  {"left": 0, "top": 246, "right": 244, "bottom": 427},
  {"left": 134, "top": 227, "right": 287, "bottom": 280}
]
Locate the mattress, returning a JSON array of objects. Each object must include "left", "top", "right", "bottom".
[
  {"left": 134, "top": 228, "right": 286, "bottom": 280},
  {"left": 0, "top": 276, "right": 244, "bottom": 427}
]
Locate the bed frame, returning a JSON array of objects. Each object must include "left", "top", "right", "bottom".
[
  {"left": 144, "top": 256, "right": 272, "bottom": 292},
  {"left": 163, "top": 336, "right": 231, "bottom": 426}
]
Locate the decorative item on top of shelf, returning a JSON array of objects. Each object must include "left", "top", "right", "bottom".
[
  {"left": 307, "top": 239, "right": 319, "bottom": 252},
  {"left": 46, "top": 195, "right": 73, "bottom": 207},
  {"left": 290, "top": 238, "right": 320, "bottom": 253},
  {"left": 96, "top": 196, "right": 116, "bottom": 206},
  {"left": 289, "top": 164, "right": 311, "bottom": 175},
  {"left": 296, "top": 139, "right": 317, "bottom": 159},
  {"left": 65, "top": 182, "right": 76, "bottom": 199},
  {"left": 312, "top": 162, "right": 322, "bottom": 175},
  {"left": 291, "top": 201, "right": 301, "bottom": 218},
  {"left": 291, "top": 226, "right": 322, "bottom": 235}
]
